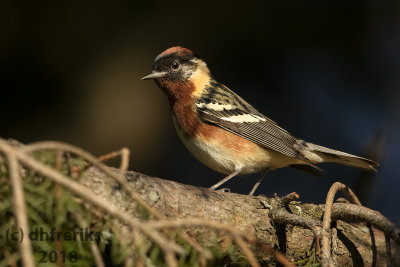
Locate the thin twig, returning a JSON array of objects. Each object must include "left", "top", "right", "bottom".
[
  {"left": 119, "top": 147, "right": 130, "bottom": 180},
  {"left": 331, "top": 203, "right": 400, "bottom": 244},
  {"left": 180, "top": 232, "right": 212, "bottom": 259},
  {"left": 385, "top": 234, "right": 392, "bottom": 267},
  {"left": 234, "top": 236, "right": 261, "bottom": 267},
  {"left": 253, "top": 240, "right": 296, "bottom": 267},
  {"left": 90, "top": 242, "right": 105, "bottom": 267},
  {"left": 56, "top": 150, "right": 63, "bottom": 170},
  {"left": 131, "top": 229, "right": 145, "bottom": 266},
  {"left": 321, "top": 182, "right": 342, "bottom": 267},
  {"left": 338, "top": 184, "right": 362, "bottom": 206},
  {"left": 164, "top": 251, "right": 178, "bottom": 267},
  {"left": 279, "top": 192, "right": 300, "bottom": 207},
  {"left": 200, "top": 255, "right": 207, "bottom": 267},
  {"left": 97, "top": 150, "right": 121, "bottom": 163},
  {"left": 74, "top": 212, "right": 106, "bottom": 267},
  {"left": 321, "top": 182, "right": 361, "bottom": 267},
  {"left": 5, "top": 152, "right": 35, "bottom": 267},
  {"left": 331, "top": 228, "right": 338, "bottom": 266},
  {"left": 271, "top": 208, "right": 322, "bottom": 230}
]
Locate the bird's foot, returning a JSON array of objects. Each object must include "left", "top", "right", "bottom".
[
  {"left": 218, "top": 187, "right": 231, "bottom": 193},
  {"left": 209, "top": 186, "right": 231, "bottom": 193}
]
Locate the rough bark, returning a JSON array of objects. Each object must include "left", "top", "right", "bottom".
[{"left": 81, "top": 167, "right": 400, "bottom": 266}]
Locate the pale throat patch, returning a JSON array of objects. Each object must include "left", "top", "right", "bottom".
[{"left": 190, "top": 59, "right": 211, "bottom": 97}]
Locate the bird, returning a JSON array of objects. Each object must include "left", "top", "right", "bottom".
[{"left": 141, "top": 46, "right": 379, "bottom": 195}]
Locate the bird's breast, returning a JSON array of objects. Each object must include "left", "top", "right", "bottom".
[{"left": 172, "top": 115, "right": 273, "bottom": 175}]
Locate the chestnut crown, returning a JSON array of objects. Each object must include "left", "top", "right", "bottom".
[{"left": 141, "top": 46, "right": 202, "bottom": 83}]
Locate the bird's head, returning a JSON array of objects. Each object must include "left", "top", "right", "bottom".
[{"left": 142, "top": 46, "right": 211, "bottom": 104}]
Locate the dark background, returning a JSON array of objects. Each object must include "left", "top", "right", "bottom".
[{"left": 1, "top": 1, "right": 399, "bottom": 223}]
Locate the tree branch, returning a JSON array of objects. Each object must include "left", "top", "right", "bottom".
[
  {"left": 2, "top": 138, "right": 400, "bottom": 266},
  {"left": 81, "top": 166, "right": 400, "bottom": 266}
]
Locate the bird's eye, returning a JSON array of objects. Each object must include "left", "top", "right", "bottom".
[{"left": 171, "top": 61, "right": 180, "bottom": 70}]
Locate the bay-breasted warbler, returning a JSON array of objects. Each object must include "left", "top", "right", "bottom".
[{"left": 142, "top": 46, "right": 378, "bottom": 195}]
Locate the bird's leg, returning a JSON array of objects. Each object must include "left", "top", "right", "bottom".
[
  {"left": 249, "top": 169, "right": 268, "bottom": 196},
  {"left": 210, "top": 168, "right": 242, "bottom": 190}
]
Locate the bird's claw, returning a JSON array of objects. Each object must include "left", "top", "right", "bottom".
[{"left": 218, "top": 187, "right": 231, "bottom": 193}]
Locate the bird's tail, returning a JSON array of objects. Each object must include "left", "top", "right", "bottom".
[{"left": 302, "top": 142, "right": 379, "bottom": 172}]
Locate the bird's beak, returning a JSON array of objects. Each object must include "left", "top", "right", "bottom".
[{"left": 141, "top": 71, "right": 167, "bottom": 80}]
